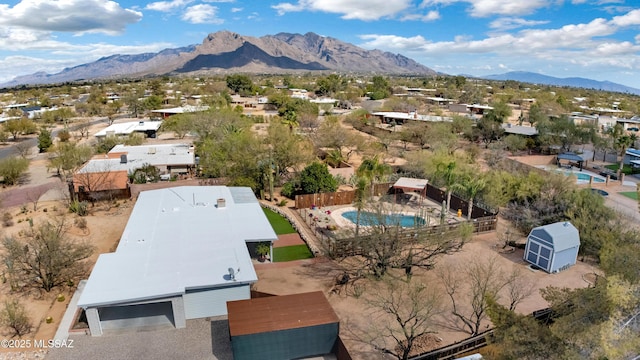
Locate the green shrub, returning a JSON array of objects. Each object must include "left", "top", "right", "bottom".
[
  {"left": 0, "top": 157, "right": 29, "bottom": 185},
  {"left": 281, "top": 181, "right": 296, "bottom": 199},
  {"left": 69, "top": 200, "right": 88, "bottom": 216}
]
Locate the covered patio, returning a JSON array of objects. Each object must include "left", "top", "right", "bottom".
[{"left": 557, "top": 152, "right": 584, "bottom": 171}]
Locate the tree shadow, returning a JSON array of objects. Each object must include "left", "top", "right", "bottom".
[{"left": 210, "top": 319, "right": 233, "bottom": 360}]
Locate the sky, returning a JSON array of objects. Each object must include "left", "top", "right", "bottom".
[{"left": 1, "top": 0, "right": 640, "bottom": 88}]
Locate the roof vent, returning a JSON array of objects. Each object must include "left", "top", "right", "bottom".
[
  {"left": 217, "top": 198, "right": 226, "bottom": 208},
  {"left": 120, "top": 154, "right": 127, "bottom": 164},
  {"left": 563, "top": 221, "right": 569, "bottom": 227},
  {"left": 139, "top": 121, "right": 144, "bottom": 125}
]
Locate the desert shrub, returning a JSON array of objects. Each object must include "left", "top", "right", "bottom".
[
  {"left": 74, "top": 218, "right": 87, "bottom": 229},
  {"left": 0, "top": 299, "right": 32, "bottom": 338},
  {"left": 68, "top": 200, "right": 88, "bottom": 216},
  {"left": 2, "top": 212, "right": 13, "bottom": 227}
]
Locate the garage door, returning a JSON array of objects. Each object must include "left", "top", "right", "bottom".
[
  {"left": 99, "top": 302, "right": 175, "bottom": 332},
  {"left": 526, "top": 241, "right": 552, "bottom": 272},
  {"left": 184, "top": 284, "right": 250, "bottom": 319}
]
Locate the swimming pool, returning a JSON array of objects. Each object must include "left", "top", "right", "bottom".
[
  {"left": 341, "top": 210, "right": 426, "bottom": 227},
  {"left": 573, "top": 172, "right": 605, "bottom": 183}
]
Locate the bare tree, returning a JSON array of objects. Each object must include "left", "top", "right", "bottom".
[
  {"left": 1, "top": 219, "right": 94, "bottom": 292},
  {"left": 0, "top": 298, "right": 32, "bottom": 338},
  {"left": 327, "top": 202, "right": 472, "bottom": 279},
  {"left": 76, "top": 118, "right": 91, "bottom": 139},
  {"left": 358, "top": 280, "right": 443, "bottom": 360},
  {"left": 14, "top": 142, "right": 32, "bottom": 158},
  {"left": 26, "top": 185, "right": 50, "bottom": 211},
  {"left": 438, "top": 257, "right": 532, "bottom": 335},
  {"left": 72, "top": 162, "right": 123, "bottom": 203}
]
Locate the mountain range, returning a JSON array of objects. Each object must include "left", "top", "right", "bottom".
[
  {"left": 1, "top": 31, "right": 435, "bottom": 87},
  {"left": 482, "top": 71, "right": 640, "bottom": 95}
]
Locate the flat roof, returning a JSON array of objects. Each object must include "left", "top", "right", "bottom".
[
  {"left": 394, "top": 177, "right": 428, "bottom": 190},
  {"left": 502, "top": 124, "right": 539, "bottom": 136},
  {"left": 371, "top": 111, "right": 452, "bottom": 122},
  {"left": 94, "top": 120, "right": 162, "bottom": 137},
  {"left": 227, "top": 292, "right": 339, "bottom": 337},
  {"left": 150, "top": 105, "right": 209, "bottom": 114},
  {"left": 77, "top": 144, "right": 194, "bottom": 174},
  {"left": 77, "top": 186, "right": 278, "bottom": 308}
]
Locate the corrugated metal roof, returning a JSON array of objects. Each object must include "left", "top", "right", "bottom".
[
  {"left": 227, "top": 291, "right": 339, "bottom": 337},
  {"left": 77, "top": 186, "right": 277, "bottom": 308}
]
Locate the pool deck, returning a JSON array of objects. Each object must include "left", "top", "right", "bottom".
[{"left": 301, "top": 193, "right": 466, "bottom": 235}]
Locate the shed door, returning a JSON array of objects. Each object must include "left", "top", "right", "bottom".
[
  {"left": 183, "top": 285, "right": 250, "bottom": 319},
  {"left": 526, "top": 241, "right": 552, "bottom": 272}
]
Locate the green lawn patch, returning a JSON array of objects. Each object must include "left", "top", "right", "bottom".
[
  {"left": 604, "top": 164, "right": 636, "bottom": 175},
  {"left": 273, "top": 245, "right": 313, "bottom": 262},
  {"left": 262, "top": 207, "right": 296, "bottom": 235},
  {"left": 619, "top": 191, "right": 639, "bottom": 200}
]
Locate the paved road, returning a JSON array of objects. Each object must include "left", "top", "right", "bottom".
[{"left": 0, "top": 117, "right": 108, "bottom": 160}]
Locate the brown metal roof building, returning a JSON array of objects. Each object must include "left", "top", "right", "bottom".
[{"left": 227, "top": 291, "right": 340, "bottom": 360}]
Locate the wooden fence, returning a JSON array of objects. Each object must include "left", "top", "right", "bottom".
[
  {"left": 294, "top": 183, "right": 393, "bottom": 209},
  {"left": 326, "top": 215, "right": 498, "bottom": 257},
  {"left": 408, "top": 308, "right": 553, "bottom": 360}
]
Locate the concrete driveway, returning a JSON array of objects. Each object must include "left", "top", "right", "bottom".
[{"left": 46, "top": 318, "right": 233, "bottom": 360}]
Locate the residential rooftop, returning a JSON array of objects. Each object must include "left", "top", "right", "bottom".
[{"left": 78, "top": 186, "right": 278, "bottom": 308}]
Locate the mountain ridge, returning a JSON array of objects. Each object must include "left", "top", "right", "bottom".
[
  {"left": 481, "top": 71, "right": 640, "bottom": 95},
  {"left": 1, "top": 31, "right": 435, "bottom": 87}
]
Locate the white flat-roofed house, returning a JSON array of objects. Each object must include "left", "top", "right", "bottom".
[
  {"left": 94, "top": 120, "right": 162, "bottom": 139},
  {"left": 73, "top": 143, "right": 195, "bottom": 202},
  {"left": 77, "top": 186, "right": 278, "bottom": 336}
]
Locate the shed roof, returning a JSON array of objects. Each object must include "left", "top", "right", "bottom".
[
  {"left": 77, "top": 186, "right": 277, "bottom": 308},
  {"left": 393, "top": 177, "right": 428, "bottom": 190},
  {"left": 529, "top": 221, "right": 580, "bottom": 252},
  {"left": 557, "top": 152, "right": 584, "bottom": 162},
  {"left": 227, "top": 292, "right": 339, "bottom": 337}
]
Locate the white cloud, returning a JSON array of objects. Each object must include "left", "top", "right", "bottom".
[
  {"left": 489, "top": 17, "right": 549, "bottom": 31},
  {"left": 420, "top": 0, "right": 553, "bottom": 17},
  {"left": 401, "top": 10, "right": 440, "bottom": 22},
  {"left": 146, "top": 0, "right": 193, "bottom": 12},
  {"left": 182, "top": 4, "right": 224, "bottom": 24},
  {"left": 0, "top": 41, "right": 172, "bottom": 83},
  {"left": 611, "top": 8, "right": 640, "bottom": 26},
  {"left": 231, "top": 7, "right": 243, "bottom": 12},
  {"left": 0, "top": 0, "right": 142, "bottom": 35},
  {"left": 272, "top": 0, "right": 412, "bottom": 21},
  {"left": 357, "top": 8, "right": 640, "bottom": 80}
]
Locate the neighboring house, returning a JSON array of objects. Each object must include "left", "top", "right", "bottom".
[
  {"left": 72, "top": 162, "right": 130, "bottom": 201},
  {"left": 149, "top": 105, "right": 209, "bottom": 119},
  {"left": 524, "top": 221, "right": 580, "bottom": 273},
  {"left": 502, "top": 123, "right": 538, "bottom": 137},
  {"left": 289, "top": 88, "right": 309, "bottom": 100},
  {"left": 72, "top": 143, "right": 196, "bottom": 200},
  {"left": 624, "top": 148, "right": 640, "bottom": 167},
  {"left": 77, "top": 186, "right": 278, "bottom": 336},
  {"left": 371, "top": 111, "right": 452, "bottom": 125},
  {"left": 94, "top": 120, "right": 162, "bottom": 138}
]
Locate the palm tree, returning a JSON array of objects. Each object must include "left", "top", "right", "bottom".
[
  {"left": 616, "top": 133, "right": 637, "bottom": 176},
  {"left": 354, "top": 177, "right": 368, "bottom": 237},
  {"left": 435, "top": 161, "right": 457, "bottom": 213},
  {"left": 454, "top": 175, "right": 487, "bottom": 220},
  {"left": 357, "top": 155, "right": 391, "bottom": 197}
]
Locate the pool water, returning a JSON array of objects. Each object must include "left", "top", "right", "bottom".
[
  {"left": 555, "top": 170, "right": 605, "bottom": 183},
  {"left": 341, "top": 210, "right": 426, "bottom": 227},
  {"left": 574, "top": 172, "right": 605, "bottom": 183}
]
